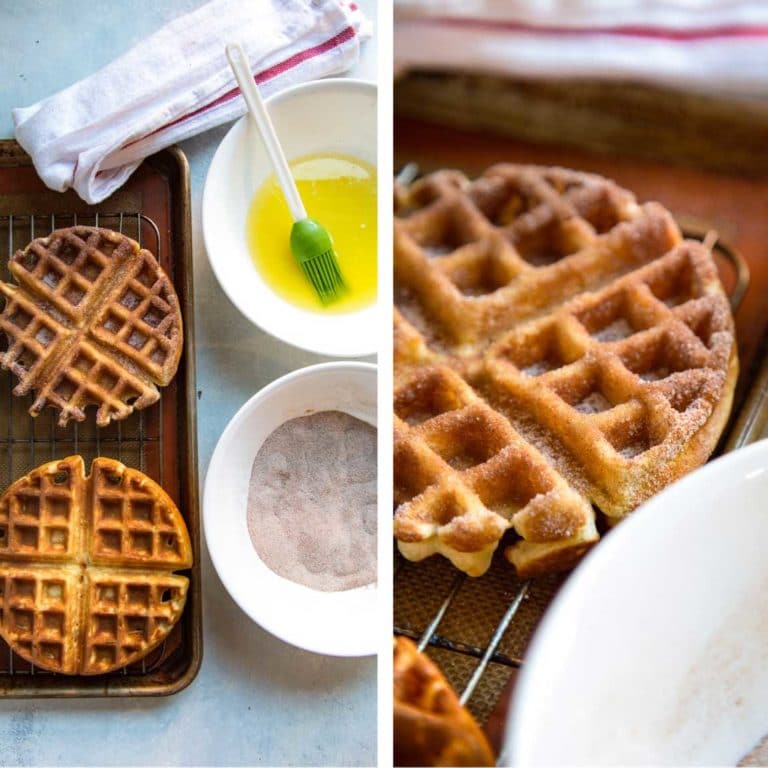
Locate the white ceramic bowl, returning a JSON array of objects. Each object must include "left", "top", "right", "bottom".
[
  {"left": 505, "top": 439, "right": 768, "bottom": 766},
  {"left": 202, "top": 79, "right": 377, "bottom": 357},
  {"left": 203, "top": 362, "right": 377, "bottom": 656}
]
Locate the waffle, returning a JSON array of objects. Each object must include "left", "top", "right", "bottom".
[
  {"left": 0, "top": 456, "right": 192, "bottom": 674},
  {"left": 394, "top": 165, "right": 737, "bottom": 577},
  {"left": 0, "top": 226, "right": 183, "bottom": 427},
  {"left": 394, "top": 636, "right": 495, "bottom": 767}
]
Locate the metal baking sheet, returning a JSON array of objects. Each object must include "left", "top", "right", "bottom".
[{"left": 0, "top": 141, "right": 201, "bottom": 696}]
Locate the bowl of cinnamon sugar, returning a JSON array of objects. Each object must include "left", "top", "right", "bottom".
[{"left": 203, "top": 362, "right": 377, "bottom": 656}]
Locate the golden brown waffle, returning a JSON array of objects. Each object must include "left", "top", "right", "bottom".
[
  {"left": 0, "top": 226, "right": 183, "bottom": 427},
  {"left": 394, "top": 164, "right": 737, "bottom": 577},
  {"left": 0, "top": 456, "right": 192, "bottom": 674},
  {"left": 394, "top": 636, "right": 495, "bottom": 767}
]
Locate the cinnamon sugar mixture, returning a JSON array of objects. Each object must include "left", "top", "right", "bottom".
[{"left": 247, "top": 410, "right": 377, "bottom": 592}]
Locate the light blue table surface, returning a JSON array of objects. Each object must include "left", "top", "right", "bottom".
[{"left": 0, "top": 1, "right": 378, "bottom": 765}]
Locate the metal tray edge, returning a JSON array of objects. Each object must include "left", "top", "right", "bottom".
[{"left": 164, "top": 144, "right": 203, "bottom": 696}]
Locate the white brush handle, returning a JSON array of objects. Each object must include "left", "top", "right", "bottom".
[{"left": 226, "top": 42, "right": 307, "bottom": 222}]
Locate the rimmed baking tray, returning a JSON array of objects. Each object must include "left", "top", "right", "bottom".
[
  {"left": 393, "top": 73, "right": 768, "bottom": 746},
  {"left": 0, "top": 141, "right": 201, "bottom": 696}
]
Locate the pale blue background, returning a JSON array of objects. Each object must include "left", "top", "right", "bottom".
[{"left": 0, "top": 1, "right": 377, "bottom": 765}]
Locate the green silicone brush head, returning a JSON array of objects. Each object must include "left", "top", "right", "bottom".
[{"left": 290, "top": 217, "right": 345, "bottom": 304}]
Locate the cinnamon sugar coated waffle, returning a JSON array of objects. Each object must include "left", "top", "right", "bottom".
[
  {"left": 0, "top": 226, "right": 183, "bottom": 427},
  {"left": 0, "top": 456, "right": 192, "bottom": 674},
  {"left": 394, "top": 165, "right": 737, "bottom": 577},
  {"left": 394, "top": 636, "right": 495, "bottom": 767}
]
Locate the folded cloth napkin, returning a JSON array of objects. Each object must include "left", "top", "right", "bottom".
[
  {"left": 13, "top": 0, "right": 371, "bottom": 204},
  {"left": 395, "top": 0, "right": 768, "bottom": 98}
]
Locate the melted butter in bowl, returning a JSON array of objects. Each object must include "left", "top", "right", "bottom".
[
  {"left": 246, "top": 410, "right": 377, "bottom": 592},
  {"left": 202, "top": 78, "right": 377, "bottom": 356},
  {"left": 247, "top": 153, "right": 377, "bottom": 313}
]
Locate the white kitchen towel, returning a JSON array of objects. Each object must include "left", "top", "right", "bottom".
[
  {"left": 13, "top": 0, "right": 371, "bottom": 204},
  {"left": 395, "top": 0, "right": 768, "bottom": 98}
]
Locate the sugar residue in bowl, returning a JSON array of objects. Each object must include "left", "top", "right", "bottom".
[{"left": 247, "top": 410, "right": 376, "bottom": 592}]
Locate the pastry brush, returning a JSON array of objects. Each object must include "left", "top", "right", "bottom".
[{"left": 226, "top": 42, "right": 345, "bottom": 304}]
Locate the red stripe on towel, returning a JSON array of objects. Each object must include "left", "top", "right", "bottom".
[
  {"left": 409, "top": 17, "right": 768, "bottom": 41},
  {"left": 123, "top": 25, "right": 356, "bottom": 148}
]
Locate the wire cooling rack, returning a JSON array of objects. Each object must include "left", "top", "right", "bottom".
[
  {"left": 0, "top": 212, "right": 174, "bottom": 678},
  {"left": 394, "top": 547, "right": 567, "bottom": 724}
]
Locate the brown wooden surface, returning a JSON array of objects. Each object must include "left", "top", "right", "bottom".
[{"left": 394, "top": 74, "right": 768, "bottom": 177}]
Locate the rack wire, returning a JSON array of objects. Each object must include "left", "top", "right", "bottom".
[
  {"left": 0, "top": 212, "right": 172, "bottom": 678},
  {"left": 394, "top": 548, "right": 567, "bottom": 724}
]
